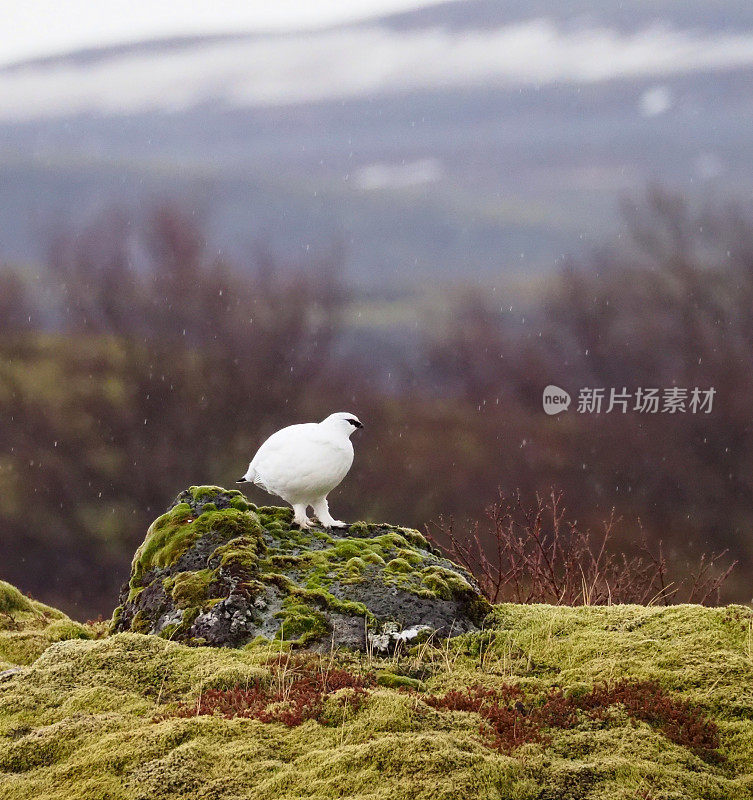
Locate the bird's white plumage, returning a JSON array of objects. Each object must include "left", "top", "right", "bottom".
[{"left": 239, "top": 412, "right": 361, "bottom": 528}]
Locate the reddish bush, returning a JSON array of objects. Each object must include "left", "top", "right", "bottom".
[
  {"left": 429, "top": 490, "right": 734, "bottom": 605},
  {"left": 425, "top": 683, "right": 541, "bottom": 750},
  {"left": 157, "top": 656, "right": 720, "bottom": 761}
]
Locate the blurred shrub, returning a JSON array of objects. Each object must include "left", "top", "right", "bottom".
[
  {"left": 423, "top": 189, "right": 753, "bottom": 596},
  {"left": 1, "top": 190, "right": 752, "bottom": 615}
]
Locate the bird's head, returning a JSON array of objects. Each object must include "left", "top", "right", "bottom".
[{"left": 320, "top": 412, "right": 363, "bottom": 438}]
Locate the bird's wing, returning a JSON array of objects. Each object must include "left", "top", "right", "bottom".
[
  {"left": 251, "top": 423, "right": 353, "bottom": 497},
  {"left": 250, "top": 423, "right": 318, "bottom": 468}
]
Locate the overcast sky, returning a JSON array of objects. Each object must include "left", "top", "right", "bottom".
[{"left": 1, "top": 0, "right": 440, "bottom": 67}]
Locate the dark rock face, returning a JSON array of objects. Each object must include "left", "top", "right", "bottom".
[{"left": 111, "top": 486, "right": 490, "bottom": 651}]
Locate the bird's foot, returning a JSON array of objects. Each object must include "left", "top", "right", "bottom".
[
  {"left": 314, "top": 517, "right": 347, "bottom": 529},
  {"left": 291, "top": 504, "right": 314, "bottom": 529},
  {"left": 310, "top": 501, "right": 347, "bottom": 529}
]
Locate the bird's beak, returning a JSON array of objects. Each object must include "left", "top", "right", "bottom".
[
  {"left": 236, "top": 477, "right": 247, "bottom": 483},
  {"left": 355, "top": 421, "right": 364, "bottom": 429}
]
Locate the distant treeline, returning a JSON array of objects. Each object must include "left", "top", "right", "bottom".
[{"left": 0, "top": 190, "right": 750, "bottom": 616}]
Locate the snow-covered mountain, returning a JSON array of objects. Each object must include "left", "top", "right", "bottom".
[{"left": 2, "top": 0, "right": 753, "bottom": 286}]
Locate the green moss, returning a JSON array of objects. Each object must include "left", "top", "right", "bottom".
[
  {"left": 257, "top": 505, "right": 293, "bottom": 525},
  {"left": 0, "top": 581, "right": 34, "bottom": 614},
  {"left": 165, "top": 570, "right": 214, "bottom": 609},
  {"left": 129, "top": 502, "right": 196, "bottom": 584},
  {"left": 172, "top": 607, "right": 201, "bottom": 640},
  {"left": 293, "top": 586, "right": 370, "bottom": 619},
  {"left": 395, "top": 548, "right": 423, "bottom": 566},
  {"left": 348, "top": 521, "right": 371, "bottom": 536},
  {"left": 197, "top": 665, "right": 268, "bottom": 692},
  {"left": 420, "top": 572, "right": 451, "bottom": 599},
  {"left": 343, "top": 557, "right": 367, "bottom": 576},
  {"left": 395, "top": 526, "right": 431, "bottom": 549},
  {"left": 384, "top": 557, "right": 413, "bottom": 574},
  {"left": 131, "top": 506, "right": 262, "bottom": 589},
  {"left": 332, "top": 541, "right": 364, "bottom": 560},
  {"left": 229, "top": 497, "right": 255, "bottom": 512},
  {"left": 380, "top": 532, "right": 410, "bottom": 550},
  {"left": 188, "top": 485, "right": 245, "bottom": 503},
  {"left": 126, "top": 585, "right": 144, "bottom": 603},
  {"left": 157, "top": 623, "right": 180, "bottom": 641},
  {"left": 346, "top": 522, "right": 429, "bottom": 551},
  {"left": 109, "top": 605, "right": 123, "bottom": 633},
  {"left": 463, "top": 594, "right": 493, "bottom": 627},
  {"left": 130, "top": 610, "right": 152, "bottom": 634},
  {"left": 419, "top": 565, "right": 475, "bottom": 601},
  {"left": 0, "top": 589, "right": 93, "bottom": 667},
  {"left": 376, "top": 671, "right": 424, "bottom": 690},
  {"left": 214, "top": 530, "right": 266, "bottom": 576},
  {"left": 275, "top": 599, "right": 331, "bottom": 645},
  {"left": 44, "top": 620, "right": 92, "bottom": 642},
  {"left": 261, "top": 573, "right": 370, "bottom": 623}
]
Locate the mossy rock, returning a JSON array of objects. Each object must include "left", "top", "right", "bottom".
[{"left": 111, "top": 486, "right": 489, "bottom": 650}]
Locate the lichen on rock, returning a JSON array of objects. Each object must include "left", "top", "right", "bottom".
[{"left": 111, "top": 486, "right": 489, "bottom": 650}]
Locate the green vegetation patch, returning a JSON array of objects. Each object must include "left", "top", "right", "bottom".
[
  {"left": 0, "top": 581, "right": 34, "bottom": 615},
  {"left": 131, "top": 488, "right": 265, "bottom": 586},
  {"left": 254, "top": 519, "right": 471, "bottom": 606},
  {"left": 185, "top": 485, "right": 250, "bottom": 507},
  {"left": 164, "top": 570, "right": 215, "bottom": 609},
  {"left": 275, "top": 599, "right": 331, "bottom": 646}
]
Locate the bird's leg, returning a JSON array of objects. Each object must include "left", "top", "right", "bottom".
[
  {"left": 292, "top": 504, "right": 313, "bottom": 529},
  {"left": 312, "top": 498, "right": 347, "bottom": 529}
]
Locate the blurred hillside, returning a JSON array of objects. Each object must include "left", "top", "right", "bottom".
[{"left": 2, "top": 0, "right": 753, "bottom": 287}]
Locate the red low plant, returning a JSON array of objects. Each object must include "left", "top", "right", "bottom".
[
  {"left": 425, "top": 683, "right": 540, "bottom": 750},
  {"left": 422, "top": 679, "right": 721, "bottom": 759},
  {"left": 577, "top": 679, "right": 721, "bottom": 760},
  {"left": 157, "top": 655, "right": 374, "bottom": 727}
]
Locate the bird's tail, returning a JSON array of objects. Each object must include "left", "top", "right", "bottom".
[{"left": 237, "top": 466, "right": 256, "bottom": 484}]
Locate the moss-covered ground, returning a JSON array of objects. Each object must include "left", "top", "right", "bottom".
[
  {"left": 0, "top": 581, "right": 96, "bottom": 672},
  {"left": 1, "top": 580, "right": 753, "bottom": 799}
]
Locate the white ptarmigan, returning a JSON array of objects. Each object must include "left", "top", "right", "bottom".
[{"left": 237, "top": 412, "right": 363, "bottom": 529}]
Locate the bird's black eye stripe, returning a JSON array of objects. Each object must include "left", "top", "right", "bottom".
[{"left": 348, "top": 419, "right": 363, "bottom": 428}]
